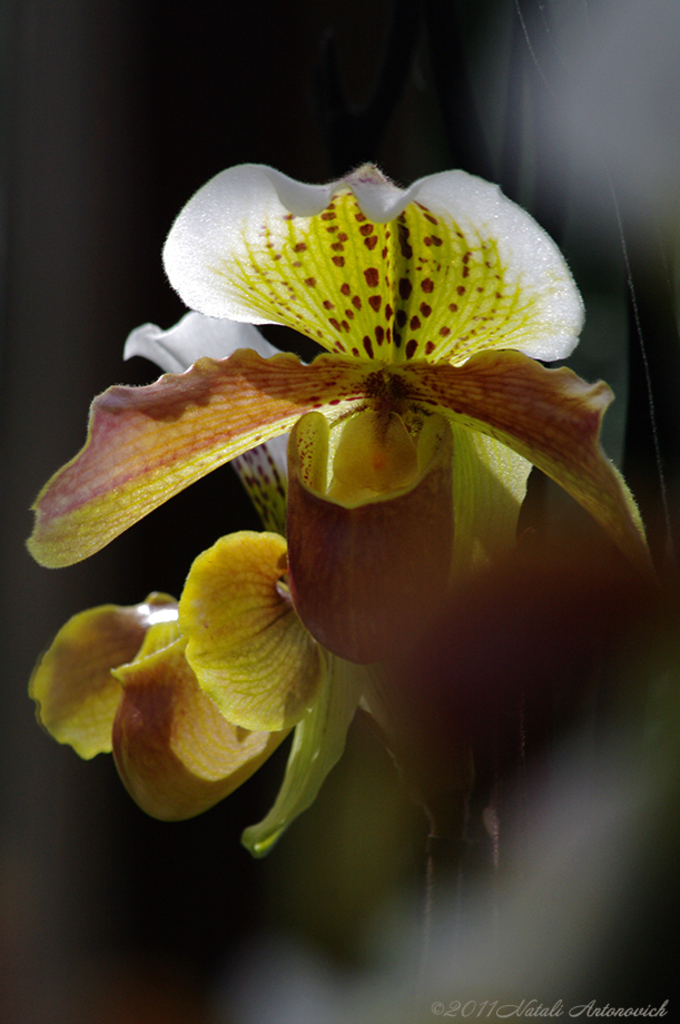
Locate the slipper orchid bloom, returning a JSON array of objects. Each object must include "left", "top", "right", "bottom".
[{"left": 28, "top": 164, "right": 649, "bottom": 851}]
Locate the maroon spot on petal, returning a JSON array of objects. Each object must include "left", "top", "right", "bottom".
[
  {"left": 495, "top": 292, "right": 503, "bottom": 299},
  {"left": 321, "top": 211, "right": 336, "bottom": 221},
  {"left": 329, "top": 317, "right": 341, "bottom": 331},
  {"left": 340, "top": 283, "right": 351, "bottom": 296},
  {"left": 338, "top": 233, "right": 348, "bottom": 242},
  {"left": 423, "top": 237, "right": 432, "bottom": 246},
  {"left": 375, "top": 325, "right": 384, "bottom": 345},
  {"left": 398, "top": 278, "right": 412, "bottom": 300},
  {"left": 363, "top": 336, "right": 374, "bottom": 358},
  {"left": 342, "top": 320, "right": 350, "bottom": 332},
  {"left": 292, "top": 261, "right": 302, "bottom": 268},
  {"left": 410, "top": 315, "right": 421, "bottom": 330},
  {"left": 424, "top": 213, "right": 438, "bottom": 225},
  {"left": 359, "top": 223, "right": 374, "bottom": 236},
  {"left": 405, "top": 339, "right": 418, "bottom": 359},
  {"left": 440, "top": 326, "right": 451, "bottom": 337},
  {"left": 457, "top": 285, "right": 466, "bottom": 296},
  {"left": 355, "top": 212, "right": 367, "bottom": 222},
  {"left": 283, "top": 214, "right": 295, "bottom": 221},
  {"left": 463, "top": 267, "right": 470, "bottom": 278},
  {"left": 294, "top": 242, "right": 307, "bottom": 252},
  {"left": 396, "top": 309, "right": 407, "bottom": 328},
  {"left": 463, "top": 252, "right": 471, "bottom": 264},
  {"left": 364, "top": 236, "right": 378, "bottom": 250},
  {"left": 420, "top": 302, "right": 432, "bottom": 318},
  {"left": 476, "top": 286, "right": 483, "bottom": 293},
  {"left": 332, "top": 255, "right": 345, "bottom": 267},
  {"left": 304, "top": 277, "right": 316, "bottom": 287},
  {"left": 352, "top": 347, "right": 359, "bottom": 357},
  {"left": 352, "top": 295, "right": 362, "bottom": 310},
  {"left": 331, "top": 242, "right": 344, "bottom": 252},
  {"left": 326, "top": 225, "right": 338, "bottom": 233},
  {"left": 323, "top": 300, "right": 335, "bottom": 310},
  {"left": 382, "top": 247, "right": 388, "bottom": 258},
  {"left": 421, "top": 278, "right": 434, "bottom": 293},
  {"left": 385, "top": 304, "right": 393, "bottom": 320},
  {"left": 364, "top": 268, "right": 379, "bottom": 287},
  {"left": 431, "top": 236, "right": 443, "bottom": 246},
  {"left": 386, "top": 327, "right": 392, "bottom": 343},
  {"left": 449, "top": 303, "right": 458, "bottom": 312},
  {"left": 398, "top": 222, "right": 413, "bottom": 259},
  {"left": 425, "top": 341, "right": 435, "bottom": 355},
  {"left": 345, "top": 309, "right": 354, "bottom": 319},
  {"left": 394, "top": 329, "right": 402, "bottom": 346},
  {"left": 329, "top": 398, "right": 342, "bottom": 405},
  {"left": 369, "top": 295, "right": 382, "bottom": 312}
]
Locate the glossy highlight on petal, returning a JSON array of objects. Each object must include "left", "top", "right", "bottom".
[
  {"left": 287, "top": 412, "right": 454, "bottom": 663},
  {"left": 29, "top": 593, "right": 177, "bottom": 759},
  {"left": 113, "top": 623, "right": 287, "bottom": 821},
  {"left": 180, "top": 532, "right": 321, "bottom": 731},
  {"left": 28, "top": 350, "right": 369, "bottom": 567}
]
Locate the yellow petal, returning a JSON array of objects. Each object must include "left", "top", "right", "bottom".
[
  {"left": 179, "top": 532, "right": 321, "bottom": 731},
  {"left": 28, "top": 350, "right": 368, "bottom": 568},
  {"left": 450, "top": 427, "right": 532, "bottom": 573},
  {"left": 165, "top": 165, "right": 582, "bottom": 366},
  {"left": 112, "top": 625, "right": 287, "bottom": 820},
  {"left": 29, "top": 593, "right": 177, "bottom": 759}
]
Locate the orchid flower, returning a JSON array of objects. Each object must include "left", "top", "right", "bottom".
[{"left": 28, "top": 163, "right": 649, "bottom": 852}]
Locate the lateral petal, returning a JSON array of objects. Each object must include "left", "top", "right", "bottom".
[
  {"left": 112, "top": 623, "right": 287, "bottom": 820},
  {"left": 403, "top": 351, "right": 651, "bottom": 574},
  {"left": 29, "top": 593, "right": 178, "bottom": 759},
  {"left": 241, "top": 652, "right": 364, "bottom": 857},
  {"left": 28, "top": 350, "right": 367, "bottom": 567},
  {"left": 179, "top": 532, "right": 321, "bottom": 732}
]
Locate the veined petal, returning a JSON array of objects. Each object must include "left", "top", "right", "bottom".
[
  {"left": 29, "top": 593, "right": 177, "bottom": 759},
  {"left": 112, "top": 622, "right": 287, "bottom": 821},
  {"left": 164, "top": 164, "right": 582, "bottom": 366},
  {"left": 401, "top": 351, "right": 651, "bottom": 575},
  {"left": 241, "top": 652, "right": 364, "bottom": 857},
  {"left": 124, "top": 311, "right": 278, "bottom": 374},
  {"left": 28, "top": 350, "right": 368, "bottom": 567},
  {"left": 231, "top": 434, "right": 289, "bottom": 534},
  {"left": 179, "top": 532, "right": 321, "bottom": 732}
]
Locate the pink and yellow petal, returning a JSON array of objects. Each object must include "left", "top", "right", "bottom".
[
  {"left": 402, "top": 351, "right": 651, "bottom": 575},
  {"left": 28, "top": 350, "right": 368, "bottom": 568},
  {"left": 29, "top": 593, "right": 177, "bottom": 759},
  {"left": 179, "top": 532, "right": 321, "bottom": 732},
  {"left": 112, "top": 624, "right": 287, "bottom": 821}
]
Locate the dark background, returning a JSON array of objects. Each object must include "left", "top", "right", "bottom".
[{"left": 2, "top": 2, "right": 680, "bottom": 1021}]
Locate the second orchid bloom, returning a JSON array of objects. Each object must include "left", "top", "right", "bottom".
[{"left": 28, "top": 163, "right": 649, "bottom": 852}]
